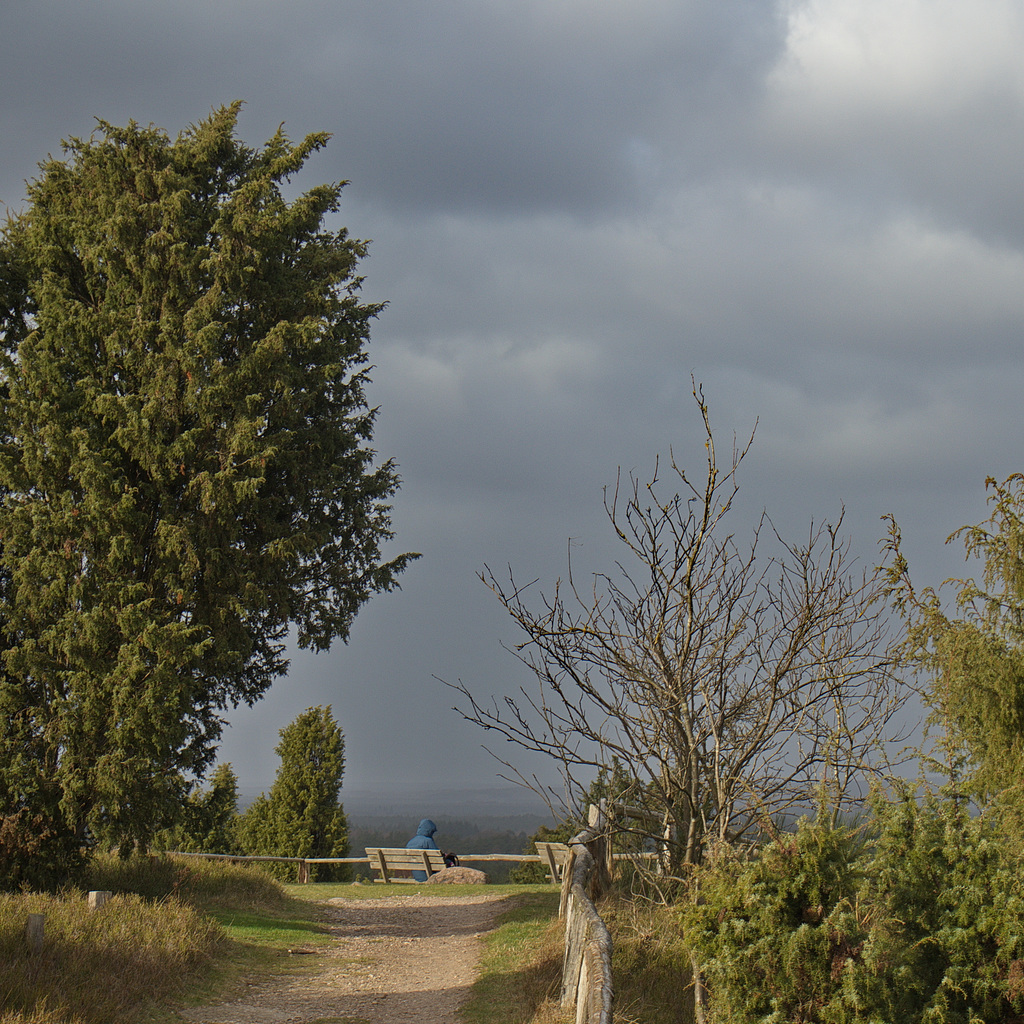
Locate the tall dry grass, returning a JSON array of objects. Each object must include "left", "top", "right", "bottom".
[
  {"left": 600, "top": 892, "right": 696, "bottom": 1024},
  {"left": 0, "top": 855, "right": 290, "bottom": 1024},
  {"left": 0, "top": 889, "right": 224, "bottom": 1023},
  {"left": 460, "top": 891, "right": 570, "bottom": 1024},
  {"left": 86, "top": 850, "right": 291, "bottom": 912}
]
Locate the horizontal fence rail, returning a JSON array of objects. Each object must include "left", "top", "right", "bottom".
[{"left": 168, "top": 850, "right": 544, "bottom": 883}]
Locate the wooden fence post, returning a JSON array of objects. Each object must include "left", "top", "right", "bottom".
[
  {"left": 561, "top": 816, "right": 615, "bottom": 1024},
  {"left": 586, "top": 803, "right": 612, "bottom": 897},
  {"left": 88, "top": 890, "right": 112, "bottom": 910},
  {"left": 25, "top": 913, "right": 44, "bottom": 953}
]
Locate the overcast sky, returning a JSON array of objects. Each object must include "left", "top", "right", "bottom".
[{"left": 3, "top": 0, "right": 1022, "bottom": 808}]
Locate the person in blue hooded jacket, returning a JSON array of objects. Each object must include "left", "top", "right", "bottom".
[{"left": 406, "top": 818, "right": 440, "bottom": 881}]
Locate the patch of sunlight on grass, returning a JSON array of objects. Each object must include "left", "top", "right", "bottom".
[{"left": 461, "top": 892, "right": 571, "bottom": 1024}]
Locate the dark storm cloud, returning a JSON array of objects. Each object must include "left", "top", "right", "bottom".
[
  {"left": 291, "top": 0, "right": 785, "bottom": 217},
  {"left": 1, "top": 0, "right": 785, "bottom": 219}
]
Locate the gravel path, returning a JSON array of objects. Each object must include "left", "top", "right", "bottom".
[{"left": 179, "top": 892, "right": 511, "bottom": 1024}]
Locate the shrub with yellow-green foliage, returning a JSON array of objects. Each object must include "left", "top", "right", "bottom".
[{"left": 680, "top": 790, "right": 1024, "bottom": 1024}]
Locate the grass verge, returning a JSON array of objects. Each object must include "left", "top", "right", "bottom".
[
  {"left": 0, "top": 887, "right": 224, "bottom": 1024},
  {"left": 600, "top": 892, "right": 695, "bottom": 1024},
  {"left": 459, "top": 891, "right": 569, "bottom": 1024},
  {"left": 0, "top": 854, "right": 333, "bottom": 1024}
]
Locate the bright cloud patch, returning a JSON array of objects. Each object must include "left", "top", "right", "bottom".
[{"left": 772, "top": 0, "right": 1024, "bottom": 113}]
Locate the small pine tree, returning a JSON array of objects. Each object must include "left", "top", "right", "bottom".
[
  {"left": 179, "top": 763, "right": 241, "bottom": 854},
  {"left": 510, "top": 821, "right": 577, "bottom": 884},
  {"left": 236, "top": 707, "right": 349, "bottom": 881},
  {"left": 152, "top": 763, "right": 239, "bottom": 854}
]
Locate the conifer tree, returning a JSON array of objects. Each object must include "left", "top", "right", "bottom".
[
  {"left": 166, "top": 762, "right": 239, "bottom": 854},
  {"left": 886, "top": 473, "right": 1024, "bottom": 825},
  {"left": 236, "top": 706, "right": 348, "bottom": 881},
  {"left": 0, "top": 103, "right": 415, "bottom": 873}
]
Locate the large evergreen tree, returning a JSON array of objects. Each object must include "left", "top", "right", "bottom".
[
  {"left": 0, "top": 103, "right": 415, "bottom": 873},
  {"left": 236, "top": 705, "right": 349, "bottom": 881}
]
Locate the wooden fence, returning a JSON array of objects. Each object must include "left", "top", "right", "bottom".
[
  {"left": 168, "top": 849, "right": 543, "bottom": 883},
  {"left": 559, "top": 805, "right": 614, "bottom": 1024}
]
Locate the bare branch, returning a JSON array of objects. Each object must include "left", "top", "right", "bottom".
[{"left": 447, "top": 387, "right": 911, "bottom": 870}]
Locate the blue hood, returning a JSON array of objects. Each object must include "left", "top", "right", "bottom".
[{"left": 416, "top": 818, "right": 437, "bottom": 838}]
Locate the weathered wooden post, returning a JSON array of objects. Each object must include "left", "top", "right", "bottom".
[
  {"left": 25, "top": 913, "right": 44, "bottom": 953},
  {"left": 586, "top": 804, "right": 611, "bottom": 897},
  {"left": 88, "top": 890, "right": 112, "bottom": 910},
  {"left": 561, "top": 825, "right": 614, "bottom": 1024},
  {"left": 297, "top": 860, "right": 310, "bottom": 884},
  {"left": 559, "top": 847, "right": 576, "bottom": 920}
]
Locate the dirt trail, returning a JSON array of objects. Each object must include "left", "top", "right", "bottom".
[{"left": 179, "top": 892, "right": 511, "bottom": 1024}]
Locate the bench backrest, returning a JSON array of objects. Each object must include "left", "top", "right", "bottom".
[
  {"left": 535, "top": 841, "right": 572, "bottom": 883},
  {"left": 364, "top": 846, "right": 447, "bottom": 883}
]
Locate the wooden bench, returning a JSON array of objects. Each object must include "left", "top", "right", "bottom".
[
  {"left": 535, "top": 841, "right": 572, "bottom": 883},
  {"left": 364, "top": 847, "right": 447, "bottom": 883}
]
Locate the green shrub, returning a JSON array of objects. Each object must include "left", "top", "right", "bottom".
[
  {"left": 153, "top": 763, "right": 241, "bottom": 855},
  {"left": 510, "top": 823, "right": 576, "bottom": 884},
  {"left": 838, "top": 788, "right": 1024, "bottom": 1023},
  {"left": 680, "top": 816, "right": 865, "bottom": 1023},
  {"left": 0, "top": 806, "right": 87, "bottom": 894},
  {"left": 680, "top": 791, "right": 1024, "bottom": 1024}
]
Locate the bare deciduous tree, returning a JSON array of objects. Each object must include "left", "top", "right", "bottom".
[{"left": 449, "top": 385, "right": 909, "bottom": 872}]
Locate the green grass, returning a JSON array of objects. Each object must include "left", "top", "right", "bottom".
[
  {"left": 205, "top": 906, "right": 326, "bottom": 945},
  {"left": 0, "top": 858, "right": 564, "bottom": 1024},
  {"left": 460, "top": 891, "right": 570, "bottom": 1024}
]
